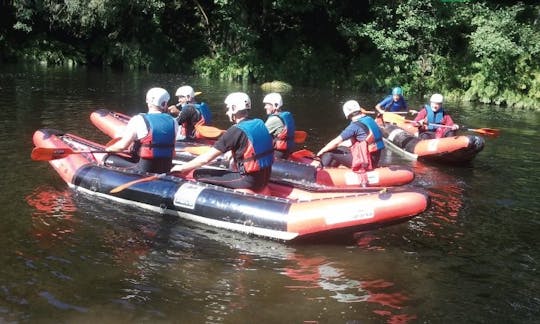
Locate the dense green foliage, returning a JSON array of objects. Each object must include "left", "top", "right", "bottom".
[{"left": 1, "top": 0, "right": 539, "bottom": 108}]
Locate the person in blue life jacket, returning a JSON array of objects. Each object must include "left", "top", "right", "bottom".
[
  {"left": 106, "top": 87, "right": 178, "bottom": 173},
  {"left": 167, "top": 85, "right": 212, "bottom": 140},
  {"left": 171, "top": 92, "right": 273, "bottom": 192},
  {"left": 316, "top": 100, "right": 385, "bottom": 171},
  {"left": 262, "top": 92, "right": 296, "bottom": 160},
  {"left": 375, "top": 86, "right": 413, "bottom": 114}
]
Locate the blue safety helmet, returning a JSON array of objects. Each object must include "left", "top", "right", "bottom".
[{"left": 392, "top": 87, "right": 403, "bottom": 96}]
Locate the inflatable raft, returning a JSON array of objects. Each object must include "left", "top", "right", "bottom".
[
  {"left": 378, "top": 118, "right": 485, "bottom": 164},
  {"left": 90, "top": 109, "right": 414, "bottom": 189},
  {"left": 32, "top": 129, "right": 429, "bottom": 242}
]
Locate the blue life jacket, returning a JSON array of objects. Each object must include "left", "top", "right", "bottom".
[
  {"left": 383, "top": 95, "right": 407, "bottom": 112},
  {"left": 425, "top": 105, "right": 445, "bottom": 131},
  {"left": 273, "top": 111, "right": 296, "bottom": 152},
  {"left": 358, "top": 116, "right": 385, "bottom": 151},
  {"left": 139, "top": 113, "right": 176, "bottom": 159},
  {"left": 235, "top": 119, "right": 274, "bottom": 173},
  {"left": 194, "top": 102, "right": 212, "bottom": 125}
]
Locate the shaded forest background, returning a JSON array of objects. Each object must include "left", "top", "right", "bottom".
[{"left": 1, "top": 0, "right": 539, "bottom": 108}]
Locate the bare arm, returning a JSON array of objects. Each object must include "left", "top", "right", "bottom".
[
  {"left": 171, "top": 147, "right": 223, "bottom": 173},
  {"left": 316, "top": 135, "right": 344, "bottom": 157},
  {"left": 375, "top": 104, "right": 385, "bottom": 114},
  {"left": 106, "top": 129, "right": 136, "bottom": 152}
]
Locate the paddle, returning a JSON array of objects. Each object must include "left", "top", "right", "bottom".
[
  {"left": 382, "top": 112, "right": 500, "bottom": 137},
  {"left": 363, "top": 109, "right": 415, "bottom": 115},
  {"left": 195, "top": 125, "right": 226, "bottom": 139},
  {"left": 183, "top": 146, "right": 213, "bottom": 155},
  {"left": 30, "top": 147, "right": 124, "bottom": 161},
  {"left": 290, "top": 149, "right": 316, "bottom": 160},
  {"left": 196, "top": 124, "right": 308, "bottom": 144},
  {"left": 429, "top": 124, "right": 500, "bottom": 137},
  {"left": 294, "top": 130, "right": 308, "bottom": 144},
  {"left": 109, "top": 173, "right": 166, "bottom": 194},
  {"left": 381, "top": 112, "right": 410, "bottom": 124}
]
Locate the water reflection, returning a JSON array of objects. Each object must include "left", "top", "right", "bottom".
[
  {"left": 25, "top": 185, "right": 78, "bottom": 245},
  {"left": 282, "top": 252, "right": 417, "bottom": 323}
]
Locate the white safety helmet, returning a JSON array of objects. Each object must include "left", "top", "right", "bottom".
[
  {"left": 342, "top": 100, "right": 361, "bottom": 119},
  {"left": 175, "top": 85, "right": 195, "bottom": 98},
  {"left": 224, "top": 92, "right": 251, "bottom": 115},
  {"left": 263, "top": 92, "right": 283, "bottom": 109},
  {"left": 430, "top": 93, "right": 444, "bottom": 104},
  {"left": 146, "top": 87, "right": 170, "bottom": 109}
]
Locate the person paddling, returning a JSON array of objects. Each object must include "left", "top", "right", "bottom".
[
  {"left": 375, "top": 86, "right": 410, "bottom": 114},
  {"left": 171, "top": 92, "right": 273, "bottom": 192},
  {"left": 106, "top": 87, "right": 178, "bottom": 173},
  {"left": 413, "top": 93, "right": 459, "bottom": 139}
]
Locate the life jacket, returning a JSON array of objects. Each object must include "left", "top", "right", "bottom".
[
  {"left": 425, "top": 105, "right": 445, "bottom": 131},
  {"left": 272, "top": 111, "right": 296, "bottom": 152},
  {"left": 138, "top": 113, "right": 176, "bottom": 159},
  {"left": 357, "top": 116, "right": 385, "bottom": 152},
  {"left": 195, "top": 102, "right": 212, "bottom": 125},
  {"left": 235, "top": 119, "right": 274, "bottom": 174},
  {"left": 177, "top": 102, "right": 213, "bottom": 139}
]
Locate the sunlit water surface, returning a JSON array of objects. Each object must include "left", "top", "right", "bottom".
[{"left": 0, "top": 64, "right": 538, "bottom": 323}]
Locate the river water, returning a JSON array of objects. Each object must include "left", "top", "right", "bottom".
[{"left": 0, "top": 64, "right": 538, "bottom": 323}]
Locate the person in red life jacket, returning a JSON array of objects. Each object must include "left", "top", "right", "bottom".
[
  {"left": 316, "top": 100, "right": 385, "bottom": 171},
  {"left": 375, "top": 86, "right": 412, "bottom": 114},
  {"left": 171, "top": 92, "right": 273, "bottom": 192},
  {"left": 413, "top": 93, "right": 459, "bottom": 139},
  {"left": 106, "top": 87, "right": 178, "bottom": 173},
  {"left": 167, "top": 85, "right": 212, "bottom": 140},
  {"left": 262, "top": 92, "right": 296, "bottom": 160}
]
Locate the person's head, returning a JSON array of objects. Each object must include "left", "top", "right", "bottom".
[
  {"left": 392, "top": 87, "right": 403, "bottom": 101},
  {"left": 429, "top": 93, "right": 444, "bottom": 111},
  {"left": 224, "top": 92, "right": 251, "bottom": 123},
  {"left": 263, "top": 92, "right": 283, "bottom": 115},
  {"left": 342, "top": 100, "right": 362, "bottom": 120},
  {"left": 146, "top": 87, "right": 170, "bottom": 112},
  {"left": 175, "top": 85, "right": 195, "bottom": 105}
]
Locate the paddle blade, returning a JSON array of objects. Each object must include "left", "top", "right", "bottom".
[
  {"left": 471, "top": 128, "right": 500, "bottom": 137},
  {"left": 109, "top": 174, "right": 160, "bottom": 194},
  {"left": 184, "top": 146, "right": 213, "bottom": 155},
  {"left": 382, "top": 112, "right": 407, "bottom": 124},
  {"left": 290, "top": 149, "right": 315, "bottom": 160},
  {"left": 195, "top": 125, "right": 225, "bottom": 139},
  {"left": 294, "top": 131, "right": 308, "bottom": 144},
  {"left": 31, "top": 147, "right": 74, "bottom": 161}
]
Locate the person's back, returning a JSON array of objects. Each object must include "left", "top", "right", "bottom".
[
  {"left": 106, "top": 87, "right": 177, "bottom": 173},
  {"left": 317, "top": 100, "right": 384, "bottom": 172},
  {"left": 171, "top": 92, "right": 273, "bottom": 192}
]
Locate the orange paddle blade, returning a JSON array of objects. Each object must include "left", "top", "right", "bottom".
[
  {"left": 468, "top": 127, "right": 500, "bottom": 137},
  {"left": 183, "top": 146, "right": 213, "bottom": 155},
  {"left": 290, "top": 149, "right": 316, "bottom": 160},
  {"left": 294, "top": 131, "right": 308, "bottom": 144},
  {"left": 195, "top": 125, "right": 225, "bottom": 139},
  {"left": 31, "top": 147, "right": 111, "bottom": 161}
]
